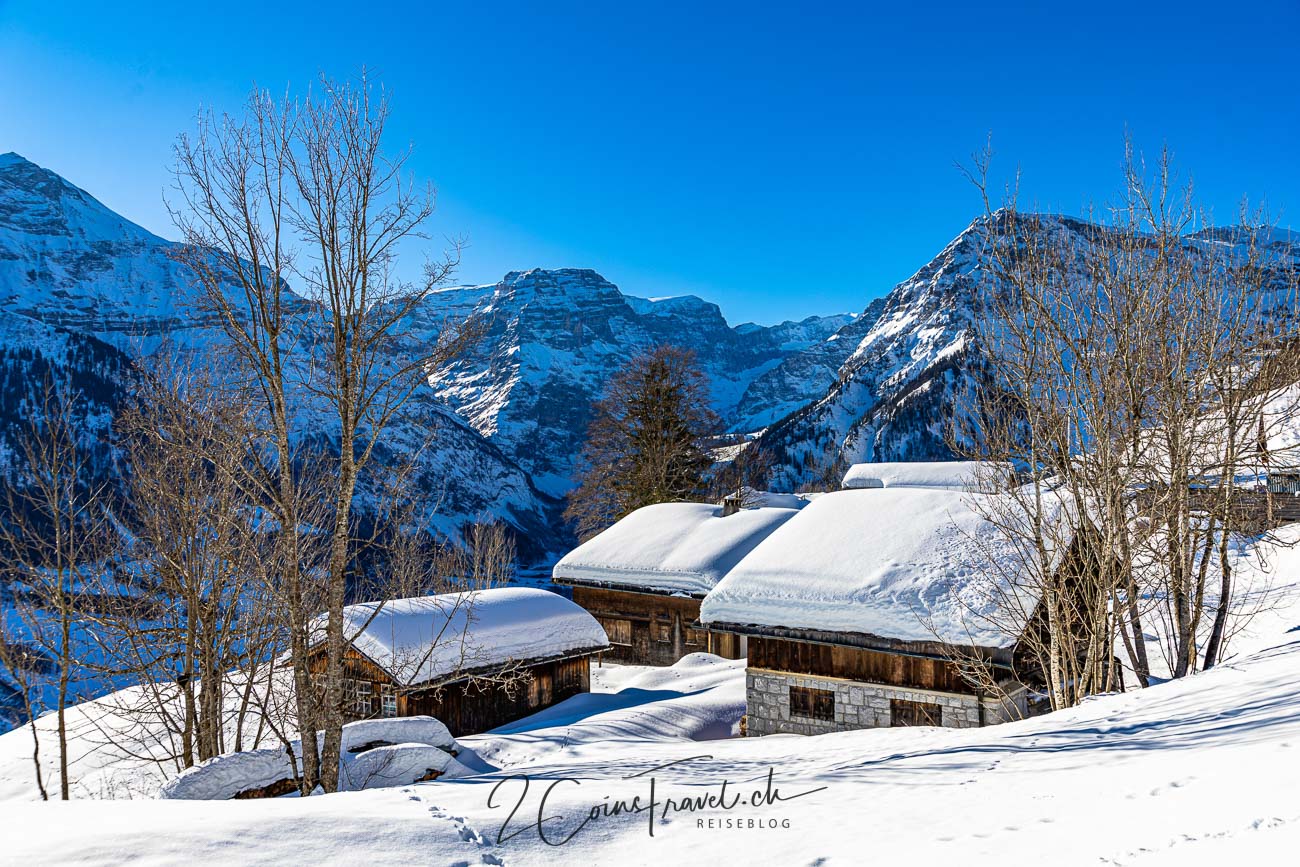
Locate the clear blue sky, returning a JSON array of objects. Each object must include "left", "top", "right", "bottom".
[{"left": 2, "top": 1, "right": 1297, "bottom": 325}]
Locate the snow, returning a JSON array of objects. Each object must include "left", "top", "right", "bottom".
[
  {"left": 7, "top": 588, "right": 1300, "bottom": 863},
  {"left": 323, "top": 587, "right": 609, "bottom": 688},
  {"left": 339, "top": 717, "right": 456, "bottom": 753},
  {"left": 840, "top": 460, "right": 1010, "bottom": 490},
  {"left": 339, "top": 743, "right": 473, "bottom": 792},
  {"left": 159, "top": 747, "right": 298, "bottom": 800},
  {"left": 159, "top": 716, "right": 468, "bottom": 800},
  {"left": 701, "top": 487, "right": 1053, "bottom": 647},
  {"left": 552, "top": 502, "right": 800, "bottom": 596}
]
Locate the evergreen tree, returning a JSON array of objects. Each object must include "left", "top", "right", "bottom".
[{"left": 565, "top": 346, "right": 718, "bottom": 540}]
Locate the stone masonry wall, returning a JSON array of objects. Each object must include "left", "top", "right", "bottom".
[{"left": 745, "top": 668, "right": 1026, "bottom": 736}]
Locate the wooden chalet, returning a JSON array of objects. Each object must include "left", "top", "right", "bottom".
[
  {"left": 552, "top": 500, "right": 801, "bottom": 665},
  {"left": 702, "top": 468, "right": 1058, "bottom": 735},
  {"left": 306, "top": 587, "right": 609, "bottom": 737}
]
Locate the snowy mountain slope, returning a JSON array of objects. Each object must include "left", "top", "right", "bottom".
[
  {"left": 417, "top": 268, "right": 855, "bottom": 495},
  {"left": 730, "top": 295, "right": 886, "bottom": 433},
  {"left": 0, "top": 153, "right": 558, "bottom": 558},
  {"left": 759, "top": 214, "right": 1300, "bottom": 490},
  {"left": 0, "top": 152, "right": 222, "bottom": 350},
  {"left": 3, "top": 562, "right": 1298, "bottom": 864}
]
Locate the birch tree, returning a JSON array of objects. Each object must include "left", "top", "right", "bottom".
[{"left": 170, "top": 71, "right": 478, "bottom": 792}]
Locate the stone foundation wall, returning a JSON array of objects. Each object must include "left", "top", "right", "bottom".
[{"left": 745, "top": 668, "right": 1027, "bottom": 736}]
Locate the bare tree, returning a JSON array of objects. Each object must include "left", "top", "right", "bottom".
[
  {"left": 170, "top": 70, "right": 479, "bottom": 792},
  {"left": 457, "top": 519, "right": 517, "bottom": 590},
  {"left": 0, "top": 608, "right": 55, "bottom": 799},
  {"left": 91, "top": 351, "right": 288, "bottom": 772},
  {"left": 954, "top": 139, "right": 1300, "bottom": 707},
  {"left": 708, "top": 442, "right": 774, "bottom": 508},
  {"left": 0, "top": 378, "right": 113, "bottom": 799}
]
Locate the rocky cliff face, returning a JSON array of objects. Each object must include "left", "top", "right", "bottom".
[
  {"left": 420, "top": 268, "right": 855, "bottom": 496},
  {"left": 0, "top": 153, "right": 857, "bottom": 556}
]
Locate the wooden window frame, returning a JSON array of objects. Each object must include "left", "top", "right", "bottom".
[
  {"left": 379, "top": 684, "right": 398, "bottom": 718},
  {"left": 890, "top": 698, "right": 942, "bottom": 727},
  {"left": 788, "top": 685, "right": 835, "bottom": 721},
  {"left": 343, "top": 678, "right": 373, "bottom": 718},
  {"left": 603, "top": 618, "right": 633, "bottom": 646}
]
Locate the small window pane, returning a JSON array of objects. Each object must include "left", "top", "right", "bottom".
[
  {"left": 890, "top": 698, "right": 942, "bottom": 727},
  {"left": 789, "top": 685, "right": 835, "bottom": 721},
  {"left": 380, "top": 684, "right": 398, "bottom": 718}
]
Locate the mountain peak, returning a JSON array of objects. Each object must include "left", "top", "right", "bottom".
[{"left": 0, "top": 153, "right": 159, "bottom": 244}]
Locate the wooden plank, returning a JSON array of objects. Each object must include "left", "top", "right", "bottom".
[
  {"left": 570, "top": 586, "right": 742, "bottom": 665},
  {"left": 752, "top": 636, "right": 975, "bottom": 694}
]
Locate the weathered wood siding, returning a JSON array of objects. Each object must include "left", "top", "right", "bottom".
[
  {"left": 306, "top": 646, "right": 594, "bottom": 736},
  {"left": 749, "top": 636, "right": 974, "bottom": 694},
  {"left": 571, "top": 585, "right": 743, "bottom": 665},
  {"left": 401, "top": 656, "right": 591, "bottom": 737}
]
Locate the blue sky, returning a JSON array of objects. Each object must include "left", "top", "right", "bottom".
[{"left": 2, "top": 1, "right": 1297, "bottom": 325}]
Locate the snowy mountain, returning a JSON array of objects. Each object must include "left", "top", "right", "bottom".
[
  {"left": 0, "top": 153, "right": 861, "bottom": 558},
  {"left": 0, "top": 151, "right": 218, "bottom": 349},
  {"left": 413, "top": 268, "right": 855, "bottom": 496},
  {"left": 0, "top": 153, "right": 557, "bottom": 556},
  {"left": 9, "top": 151, "right": 1294, "bottom": 554},
  {"left": 757, "top": 213, "right": 1300, "bottom": 490}
]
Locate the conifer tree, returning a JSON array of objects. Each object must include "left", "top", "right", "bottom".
[{"left": 565, "top": 346, "right": 718, "bottom": 540}]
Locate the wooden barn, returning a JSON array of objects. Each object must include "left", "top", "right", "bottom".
[
  {"left": 702, "top": 471, "right": 1057, "bottom": 735},
  {"left": 552, "top": 500, "right": 802, "bottom": 665},
  {"left": 306, "top": 587, "right": 609, "bottom": 736}
]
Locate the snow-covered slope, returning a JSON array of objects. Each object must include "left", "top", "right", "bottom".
[
  {"left": 3, "top": 567, "right": 1299, "bottom": 864},
  {"left": 0, "top": 151, "right": 220, "bottom": 349}
]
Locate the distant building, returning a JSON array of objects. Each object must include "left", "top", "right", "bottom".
[
  {"left": 552, "top": 501, "right": 801, "bottom": 665},
  {"left": 702, "top": 474, "right": 1065, "bottom": 736},
  {"left": 306, "top": 587, "right": 609, "bottom": 736}
]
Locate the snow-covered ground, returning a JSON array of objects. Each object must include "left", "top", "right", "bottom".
[{"left": 3, "top": 583, "right": 1300, "bottom": 864}]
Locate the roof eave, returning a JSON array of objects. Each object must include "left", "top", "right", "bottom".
[
  {"left": 552, "top": 574, "right": 709, "bottom": 599},
  {"left": 699, "top": 619, "right": 1017, "bottom": 666}
]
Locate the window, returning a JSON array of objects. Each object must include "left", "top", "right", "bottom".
[
  {"left": 789, "top": 685, "right": 835, "bottom": 721},
  {"left": 653, "top": 621, "right": 671, "bottom": 643},
  {"left": 1269, "top": 474, "right": 1300, "bottom": 495},
  {"left": 379, "top": 684, "right": 398, "bottom": 718},
  {"left": 602, "top": 618, "right": 632, "bottom": 646},
  {"left": 890, "top": 698, "right": 942, "bottom": 727},
  {"left": 684, "top": 628, "right": 705, "bottom": 646},
  {"left": 343, "top": 678, "right": 373, "bottom": 718}
]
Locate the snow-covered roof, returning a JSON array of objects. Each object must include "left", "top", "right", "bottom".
[
  {"left": 701, "top": 487, "right": 1063, "bottom": 648},
  {"left": 552, "top": 502, "right": 801, "bottom": 596},
  {"left": 323, "top": 587, "right": 609, "bottom": 688},
  {"left": 841, "top": 461, "right": 1011, "bottom": 491}
]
